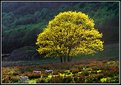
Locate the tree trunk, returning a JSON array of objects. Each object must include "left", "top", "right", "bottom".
[{"left": 67, "top": 49, "right": 71, "bottom": 62}]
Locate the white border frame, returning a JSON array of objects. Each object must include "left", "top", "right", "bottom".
[{"left": 1, "top": 0, "right": 120, "bottom": 84}]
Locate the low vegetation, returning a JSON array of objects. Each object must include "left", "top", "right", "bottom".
[{"left": 2, "top": 60, "right": 119, "bottom": 83}]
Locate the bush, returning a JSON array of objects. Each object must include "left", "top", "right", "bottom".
[{"left": 8, "top": 46, "right": 38, "bottom": 61}]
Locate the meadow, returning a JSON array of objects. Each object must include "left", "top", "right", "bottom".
[{"left": 2, "top": 43, "right": 119, "bottom": 83}]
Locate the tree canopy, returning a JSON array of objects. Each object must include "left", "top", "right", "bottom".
[{"left": 36, "top": 11, "right": 104, "bottom": 62}]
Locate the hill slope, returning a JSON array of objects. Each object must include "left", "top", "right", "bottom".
[{"left": 2, "top": 2, "right": 119, "bottom": 53}]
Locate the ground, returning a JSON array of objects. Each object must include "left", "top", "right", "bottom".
[{"left": 2, "top": 43, "right": 119, "bottom": 83}]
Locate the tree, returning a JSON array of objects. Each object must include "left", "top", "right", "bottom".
[{"left": 36, "top": 11, "right": 104, "bottom": 62}]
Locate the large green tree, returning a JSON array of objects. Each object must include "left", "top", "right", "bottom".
[{"left": 36, "top": 11, "right": 104, "bottom": 62}]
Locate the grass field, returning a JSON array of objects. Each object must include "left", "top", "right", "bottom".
[
  {"left": 2, "top": 43, "right": 119, "bottom": 67},
  {"left": 2, "top": 43, "right": 119, "bottom": 83}
]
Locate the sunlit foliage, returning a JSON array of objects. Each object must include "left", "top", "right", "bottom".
[{"left": 36, "top": 11, "right": 103, "bottom": 62}]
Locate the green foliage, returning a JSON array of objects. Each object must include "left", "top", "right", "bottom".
[
  {"left": 97, "top": 70, "right": 102, "bottom": 73},
  {"left": 28, "top": 79, "right": 37, "bottom": 84},
  {"left": 100, "top": 77, "right": 112, "bottom": 83}
]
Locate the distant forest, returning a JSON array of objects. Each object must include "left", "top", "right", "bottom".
[{"left": 2, "top": 2, "right": 119, "bottom": 53}]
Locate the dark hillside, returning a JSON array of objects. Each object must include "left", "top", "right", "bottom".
[{"left": 2, "top": 2, "right": 119, "bottom": 54}]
